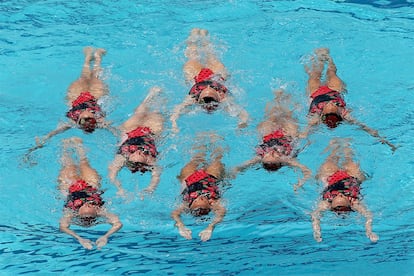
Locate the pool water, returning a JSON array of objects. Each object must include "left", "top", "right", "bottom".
[{"left": 1, "top": 0, "right": 414, "bottom": 275}]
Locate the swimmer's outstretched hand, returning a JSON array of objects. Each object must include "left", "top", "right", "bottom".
[
  {"left": 96, "top": 236, "right": 108, "bottom": 249},
  {"left": 78, "top": 238, "right": 94, "bottom": 250},
  {"left": 178, "top": 226, "right": 192, "bottom": 240},
  {"left": 379, "top": 138, "right": 398, "bottom": 153},
  {"left": 367, "top": 231, "right": 379, "bottom": 243},
  {"left": 237, "top": 121, "right": 248, "bottom": 129},
  {"left": 171, "top": 122, "right": 180, "bottom": 134},
  {"left": 313, "top": 230, "right": 322, "bottom": 243},
  {"left": 35, "top": 137, "right": 46, "bottom": 148},
  {"left": 116, "top": 188, "right": 127, "bottom": 199},
  {"left": 199, "top": 228, "right": 213, "bottom": 242}
]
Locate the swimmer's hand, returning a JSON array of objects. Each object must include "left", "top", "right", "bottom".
[
  {"left": 367, "top": 231, "right": 379, "bottom": 243},
  {"left": 78, "top": 238, "right": 94, "bottom": 250},
  {"left": 116, "top": 188, "right": 127, "bottom": 198},
  {"left": 35, "top": 137, "right": 45, "bottom": 148},
  {"left": 178, "top": 225, "right": 192, "bottom": 240},
  {"left": 313, "top": 230, "right": 322, "bottom": 243},
  {"left": 139, "top": 187, "right": 155, "bottom": 200},
  {"left": 171, "top": 122, "right": 179, "bottom": 134},
  {"left": 238, "top": 121, "right": 248, "bottom": 129},
  {"left": 96, "top": 236, "right": 108, "bottom": 249},
  {"left": 293, "top": 181, "right": 305, "bottom": 192},
  {"left": 199, "top": 228, "right": 213, "bottom": 242}
]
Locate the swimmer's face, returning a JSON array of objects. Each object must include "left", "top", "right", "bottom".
[
  {"left": 78, "top": 202, "right": 98, "bottom": 218},
  {"left": 78, "top": 111, "right": 97, "bottom": 133},
  {"left": 262, "top": 151, "right": 284, "bottom": 171},
  {"left": 199, "top": 87, "right": 220, "bottom": 112},
  {"left": 321, "top": 103, "right": 343, "bottom": 128},
  {"left": 331, "top": 193, "right": 351, "bottom": 212},
  {"left": 190, "top": 196, "right": 211, "bottom": 216}
]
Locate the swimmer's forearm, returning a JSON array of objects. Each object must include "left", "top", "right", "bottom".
[
  {"left": 103, "top": 221, "right": 123, "bottom": 239},
  {"left": 60, "top": 224, "right": 83, "bottom": 241}
]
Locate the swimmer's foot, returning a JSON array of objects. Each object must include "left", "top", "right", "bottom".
[
  {"left": 211, "top": 146, "right": 224, "bottom": 161},
  {"left": 324, "top": 138, "right": 341, "bottom": 154},
  {"left": 192, "top": 143, "right": 207, "bottom": 163},
  {"left": 84, "top": 46, "right": 93, "bottom": 57},
  {"left": 83, "top": 46, "right": 94, "bottom": 64},
  {"left": 72, "top": 138, "right": 88, "bottom": 160},
  {"left": 315, "top": 48, "right": 331, "bottom": 63},
  {"left": 187, "top": 28, "right": 201, "bottom": 44},
  {"left": 144, "top": 86, "right": 162, "bottom": 104},
  {"left": 304, "top": 55, "right": 323, "bottom": 76},
  {"left": 94, "top": 48, "right": 107, "bottom": 59},
  {"left": 199, "top": 29, "right": 209, "bottom": 37}
]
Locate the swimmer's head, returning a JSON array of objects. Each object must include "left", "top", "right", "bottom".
[
  {"left": 189, "top": 196, "right": 211, "bottom": 217},
  {"left": 78, "top": 203, "right": 99, "bottom": 227},
  {"left": 322, "top": 113, "right": 343, "bottom": 129},
  {"left": 79, "top": 117, "right": 97, "bottom": 133},
  {"left": 331, "top": 193, "right": 352, "bottom": 213},
  {"left": 262, "top": 162, "right": 283, "bottom": 172},
  {"left": 199, "top": 87, "right": 220, "bottom": 112}
]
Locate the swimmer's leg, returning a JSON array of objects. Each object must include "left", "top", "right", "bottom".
[
  {"left": 92, "top": 48, "right": 106, "bottom": 78},
  {"left": 184, "top": 28, "right": 203, "bottom": 81},
  {"left": 120, "top": 87, "right": 163, "bottom": 131},
  {"left": 305, "top": 50, "right": 324, "bottom": 96},
  {"left": 325, "top": 52, "right": 346, "bottom": 93},
  {"left": 80, "top": 46, "right": 94, "bottom": 79},
  {"left": 58, "top": 138, "right": 80, "bottom": 193},
  {"left": 206, "top": 146, "right": 225, "bottom": 179},
  {"left": 71, "top": 137, "right": 101, "bottom": 188}
]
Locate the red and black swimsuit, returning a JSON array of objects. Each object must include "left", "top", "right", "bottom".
[
  {"left": 256, "top": 129, "right": 294, "bottom": 157},
  {"left": 322, "top": 170, "right": 360, "bottom": 205},
  {"left": 188, "top": 68, "right": 228, "bottom": 102},
  {"left": 182, "top": 170, "right": 220, "bottom": 207},
  {"left": 66, "top": 92, "right": 103, "bottom": 123},
  {"left": 118, "top": 126, "right": 158, "bottom": 173},
  {"left": 65, "top": 180, "right": 104, "bottom": 211},
  {"left": 308, "top": 86, "right": 346, "bottom": 116}
]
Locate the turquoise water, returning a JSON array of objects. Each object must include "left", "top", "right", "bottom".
[{"left": 1, "top": 0, "right": 414, "bottom": 275}]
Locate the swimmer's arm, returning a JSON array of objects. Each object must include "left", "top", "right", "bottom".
[
  {"left": 108, "top": 155, "right": 127, "bottom": 197},
  {"left": 288, "top": 159, "right": 312, "bottom": 191},
  {"left": 311, "top": 201, "right": 330, "bottom": 242},
  {"left": 299, "top": 116, "right": 319, "bottom": 139},
  {"left": 231, "top": 156, "right": 261, "bottom": 177},
  {"left": 352, "top": 201, "right": 379, "bottom": 242},
  {"left": 31, "top": 123, "right": 71, "bottom": 152},
  {"left": 100, "top": 120, "right": 120, "bottom": 137},
  {"left": 171, "top": 204, "right": 187, "bottom": 228},
  {"left": 345, "top": 115, "right": 397, "bottom": 152},
  {"left": 96, "top": 212, "right": 123, "bottom": 249},
  {"left": 144, "top": 165, "right": 162, "bottom": 194},
  {"left": 170, "top": 96, "right": 194, "bottom": 133},
  {"left": 171, "top": 204, "right": 192, "bottom": 240},
  {"left": 59, "top": 213, "right": 93, "bottom": 250},
  {"left": 223, "top": 100, "right": 249, "bottom": 129},
  {"left": 207, "top": 202, "right": 226, "bottom": 231},
  {"left": 199, "top": 202, "right": 226, "bottom": 242}
]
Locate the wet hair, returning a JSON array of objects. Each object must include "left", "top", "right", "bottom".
[
  {"left": 79, "top": 117, "right": 97, "bottom": 133},
  {"left": 262, "top": 162, "right": 283, "bottom": 172},
  {"left": 78, "top": 216, "right": 97, "bottom": 227},
  {"left": 191, "top": 207, "right": 211, "bottom": 217},
  {"left": 322, "top": 113, "right": 343, "bottom": 129}
]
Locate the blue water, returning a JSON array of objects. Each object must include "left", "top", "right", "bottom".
[{"left": 1, "top": 0, "right": 414, "bottom": 275}]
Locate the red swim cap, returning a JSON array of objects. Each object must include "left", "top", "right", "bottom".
[{"left": 195, "top": 68, "right": 214, "bottom": 83}]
